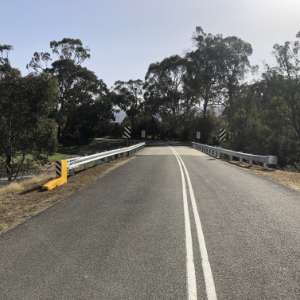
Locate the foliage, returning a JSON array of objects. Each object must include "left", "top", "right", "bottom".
[
  {"left": 112, "top": 79, "right": 144, "bottom": 134},
  {"left": 226, "top": 30, "right": 300, "bottom": 167},
  {"left": 1, "top": 26, "right": 300, "bottom": 172},
  {"left": 28, "top": 38, "right": 111, "bottom": 144},
  {"left": 144, "top": 55, "right": 189, "bottom": 139},
  {"left": 141, "top": 29, "right": 253, "bottom": 141},
  {"left": 61, "top": 95, "right": 115, "bottom": 145},
  {"left": 0, "top": 47, "right": 58, "bottom": 180},
  {"left": 184, "top": 27, "right": 253, "bottom": 117}
]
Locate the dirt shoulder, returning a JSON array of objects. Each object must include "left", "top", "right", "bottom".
[
  {"left": 229, "top": 161, "right": 300, "bottom": 192},
  {"left": 253, "top": 168, "right": 300, "bottom": 192},
  {"left": 0, "top": 157, "right": 134, "bottom": 234}
]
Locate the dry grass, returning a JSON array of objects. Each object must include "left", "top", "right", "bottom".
[
  {"left": 0, "top": 173, "right": 54, "bottom": 195},
  {"left": 0, "top": 157, "right": 133, "bottom": 234},
  {"left": 253, "top": 169, "right": 300, "bottom": 192}
]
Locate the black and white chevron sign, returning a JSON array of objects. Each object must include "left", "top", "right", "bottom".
[
  {"left": 218, "top": 128, "right": 227, "bottom": 143},
  {"left": 55, "top": 161, "right": 62, "bottom": 177},
  {"left": 122, "top": 126, "right": 132, "bottom": 139}
]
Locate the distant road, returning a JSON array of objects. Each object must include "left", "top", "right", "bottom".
[{"left": 0, "top": 146, "right": 299, "bottom": 299}]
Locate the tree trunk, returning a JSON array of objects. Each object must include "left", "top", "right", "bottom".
[
  {"left": 203, "top": 98, "right": 209, "bottom": 118},
  {"left": 6, "top": 155, "right": 12, "bottom": 181}
]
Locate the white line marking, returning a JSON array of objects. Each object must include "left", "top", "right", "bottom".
[
  {"left": 171, "top": 147, "right": 218, "bottom": 300},
  {"left": 171, "top": 147, "right": 198, "bottom": 300}
]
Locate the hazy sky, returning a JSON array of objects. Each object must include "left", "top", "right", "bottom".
[{"left": 1, "top": 0, "right": 300, "bottom": 86}]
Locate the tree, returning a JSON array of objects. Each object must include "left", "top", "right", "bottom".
[
  {"left": 28, "top": 38, "right": 110, "bottom": 144},
  {"left": 144, "top": 55, "right": 189, "bottom": 138},
  {"left": 185, "top": 27, "right": 253, "bottom": 117},
  {"left": 225, "top": 83, "right": 270, "bottom": 152},
  {"left": 0, "top": 45, "right": 58, "bottom": 180},
  {"left": 145, "top": 55, "right": 187, "bottom": 115},
  {"left": 62, "top": 94, "right": 115, "bottom": 145},
  {"left": 256, "top": 31, "right": 300, "bottom": 166},
  {"left": 268, "top": 33, "right": 300, "bottom": 140},
  {"left": 184, "top": 27, "right": 223, "bottom": 117},
  {"left": 112, "top": 79, "right": 144, "bottom": 134},
  {"left": 224, "top": 28, "right": 300, "bottom": 167},
  {"left": 219, "top": 36, "right": 253, "bottom": 104}
]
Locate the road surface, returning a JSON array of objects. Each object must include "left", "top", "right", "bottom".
[{"left": 0, "top": 146, "right": 299, "bottom": 299}]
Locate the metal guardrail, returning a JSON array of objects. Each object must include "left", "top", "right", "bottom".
[
  {"left": 67, "top": 142, "right": 146, "bottom": 174},
  {"left": 43, "top": 142, "right": 145, "bottom": 190},
  {"left": 192, "top": 142, "right": 278, "bottom": 167}
]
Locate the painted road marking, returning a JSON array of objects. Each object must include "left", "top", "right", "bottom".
[
  {"left": 171, "top": 147, "right": 218, "bottom": 300},
  {"left": 171, "top": 147, "right": 197, "bottom": 300}
]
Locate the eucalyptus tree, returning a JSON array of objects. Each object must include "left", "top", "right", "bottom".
[
  {"left": 28, "top": 38, "right": 109, "bottom": 143},
  {"left": 0, "top": 44, "right": 58, "bottom": 180},
  {"left": 259, "top": 31, "right": 300, "bottom": 165},
  {"left": 219, "top": 36, "right": 253, "bottom": 104},
  {"left": 184, "top": 27, "right": 223, "bottom": 117},
  {"left": 184, "top": 27, "right": 253, "bottom": 117},
  {"left": 223, "top": 30, "right": 300, "bottom": 166},
  {"left": 112, "top": 79, "right": 144, "bottom": 130},
  {"left": 145, "top": 55, "right": 187, "bottom": 116},
  {"left": 259, "top": 31, "right": 300, "bottom": 143},
  {"left": 271, "top": 31, "right": 300, "bottom": 140},
  {"left": 144, "top": 55, "right": 190, "bottom": 138}
]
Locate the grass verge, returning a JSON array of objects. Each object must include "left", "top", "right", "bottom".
[{"left": 48, "top": 153, "right": 71, "bottom": 162}]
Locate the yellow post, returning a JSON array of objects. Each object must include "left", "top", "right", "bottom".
[
  {"left": 60, "top": 160, "right": 68, "bottom": 182},
  {"left": 43, "top": 160, "right": 68, "bottom": 191}
]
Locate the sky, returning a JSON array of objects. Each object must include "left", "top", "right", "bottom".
[{"left": 1, "top": 0, "right": 300, "bottom": 87}]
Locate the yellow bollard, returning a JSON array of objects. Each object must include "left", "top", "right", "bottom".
[{"left": 43, "top": 160, "right": 68, "bottom": 191}]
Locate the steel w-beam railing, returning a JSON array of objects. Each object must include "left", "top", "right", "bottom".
[
  {"left": 43, "top": 142, "right": 145, "bottom": 190},
  {"left": 67, "top": 142, "right": 145, "bottom": 174},
  {"left": 192, "top": 142, "right": 277, "bottom": 167}
]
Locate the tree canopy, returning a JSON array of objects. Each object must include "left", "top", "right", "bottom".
[{"left": 0, "top": 46, "right": 58, "bottom": 180}]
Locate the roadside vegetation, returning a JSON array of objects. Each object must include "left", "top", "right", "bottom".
[{"left": 1, "top": 27, "right": 300, "bottom": 182}]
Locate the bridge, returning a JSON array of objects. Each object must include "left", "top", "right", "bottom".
[{"left": 0, "top": 145, "right": 299, "bottom": 299}]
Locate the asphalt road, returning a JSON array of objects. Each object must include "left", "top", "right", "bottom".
[{"left": 0, "top": 146, "right": 299, "bottom": 299}]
